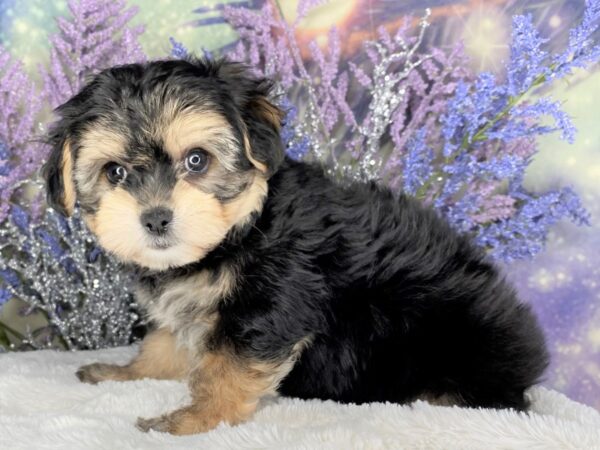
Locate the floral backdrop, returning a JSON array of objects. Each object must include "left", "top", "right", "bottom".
[{"left": 0, "top": 0, "right": 598, "bottom": 410}]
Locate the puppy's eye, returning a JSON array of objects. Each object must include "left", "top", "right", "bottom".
[
  {"left": 105, "top": 163, "right": 128, "bottom": 184},
  {"left": 185, "top": 149, "right": 209, "bottom": 173}
]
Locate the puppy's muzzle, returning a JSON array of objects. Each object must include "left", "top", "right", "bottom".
[{"left": 141, "top": 207, "right": 173, "bottom": 236}]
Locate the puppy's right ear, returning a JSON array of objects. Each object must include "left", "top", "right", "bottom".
[
  {"left": 41, "top": 77, "right": 98, "bottom": 217},
  {"left": 41, "top": 67, "right": 123, "bottom": 215},
  {"left": 42, "top": 137, "right": 76, "bottom": 217}
]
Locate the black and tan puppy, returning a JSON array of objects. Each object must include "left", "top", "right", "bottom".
[{"left": 42, "top": 57, "right": 549, "bottom": 435}]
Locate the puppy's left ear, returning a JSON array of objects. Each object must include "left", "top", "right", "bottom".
[
  {"left": 42, "top": 138, "right": 76, "bottom": 216},
  {"left": 217, "top": 61, "right": 286, "bottom": 177},
  {"left": 241, "top": 83, "right": 286, "bottom": 176}
]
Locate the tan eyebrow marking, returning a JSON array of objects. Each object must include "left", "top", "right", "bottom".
[
  {"left": 60, "top": 141, "right": 76, "bottom": 215},
  {"left": 162, "top": 110, "right": 240, "bottom": 172},
  {"left": 75, "top": 126, "right": 127, "bottom": 193}
]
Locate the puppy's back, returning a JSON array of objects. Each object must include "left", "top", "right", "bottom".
[{"left": 265, "top": 158, "right": 548, "bottom": 408}]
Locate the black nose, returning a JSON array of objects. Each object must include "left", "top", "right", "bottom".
[{"left": 140, "top": 207, "right": 173, "bottom": 236}]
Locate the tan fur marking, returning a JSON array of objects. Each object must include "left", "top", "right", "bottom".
[
  {"left": 169, "top": 179, "right": 228, "bottom": 255},
  {"left": 88, "top": 173, "right": 264, "bottom": 270},
  {"left": 82, "top": 213, "right": 97, "bottom": 234},
  {"left": 146, "top": 99, "right": 186, "bottom": 141},
  {"left": 242, "top": 133, "right": 268, "bottom": 173},
  {"left": 76, "top": 328, "right": 190, "bottom": 384},
  {"left": 139, "top": 266, "right": 237, "bottom": 356},
  {"left": 241, "top": 96, "right": 283, "bottom": 174},
  {"left": 138, "top": 349, "right": 297, "bottom": 435},
  {"left": 75, "top": 126, "right": 127, "bottom": 194},
  {"left": 223, "top": 174, "right": 268, "bottom": 227},
  {"left": 163, "top": 110, "right": 236, "bottom": 166},
  {"left": 252, "top": 96, "right": 284, "bottom": 131},
  {"left": 92, "top": 180, "right": 230, "bottom": 269},
  {"left": 129, "top": 328, "right": 191, "bottom": 379},
  {"left": 94, "top": 187, "right": 142, "bottom": 262},
  {"left": 77, "top": 126, "right": 126, "bottom": 166},
  {"left": 61, "top": 141, "right": 76, "bottom": 215},
  {"left": 417, "top": 392, "right": 461, "bottom": 407}
]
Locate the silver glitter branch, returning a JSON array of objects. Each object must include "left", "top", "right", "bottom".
[
  {"left": 356, "top": 9, "right": 432, "bottom": 181},
  {"left": 275, "top": 5, "right": 337, "bottom": 166},
  {"left": 222, "top": 4, "right": 434, "bottom": 182},
  {"left": 0, "top": 188, "right": 139, "bottom": 350}
]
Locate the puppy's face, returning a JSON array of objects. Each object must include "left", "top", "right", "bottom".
[{"left": 43, "top": 59, "right": 284, "bottom": 270}]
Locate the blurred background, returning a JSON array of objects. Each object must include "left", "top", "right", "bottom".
[{"left": 0, "top": 0, "right": 598, "bottom": 410}]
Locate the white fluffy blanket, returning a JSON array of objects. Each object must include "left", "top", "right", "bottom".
[{"left": 1, "top": 346, "right": 599, "bottom": 449}]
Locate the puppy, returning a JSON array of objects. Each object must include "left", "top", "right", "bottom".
[{"left": 42, "top": 57, "right": 549, "bottom": 435}]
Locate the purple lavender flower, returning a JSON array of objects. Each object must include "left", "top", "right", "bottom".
[
  {"left": 0, "top": 48, "right": 44, "bottom": 222},
  {"left": 222, "top": 1, "right": 299, "bottom": 87},
  {"left": 170, "top": 37, "right": 189, "bottom": 59},
  {"left": 476, "top": 187, "right": 590, "bottom": 262},
  {"left": 279, "top": 97, "right": 310, "bottom": 161},
  {"left": 0, "top": 142, "right": 9, "bottom": 176},
  {"left": 440, "top": 80, "right": 471, "bottom": 158},
  {"left": 295, "top": 0, "right": 326, "bottom": 23},
  {"left": 10, "top": 204, "right": 29, "bottom": 233},
  {"left": 307, "top": 27, "right": 355, "bottom": 131},
  {"left": 0, "top": 206, "right": 138, "bottom": 349},
  {"left": 552, "top": 0, "right": 600, "bottom": 79},
  {"left": 214, "top": 0, "right": 597, "bottom": 261},
  {"left": 87, "top": 246, "right": 102, "bottom": 264},
  {"left": 419, "top": 0, "right": 598, "bottom": 259},
  {"left": 0, "top": 288, "right": 10, "bottom": 306},
  {"left": 402, "top": 128, "right": 434, "bottom": 196},
  {"left": 40, "top": 0, "right": 146, "bottom": 109},
  {"left": 36, "top": 229, "right": 65, "bottom": 259},
  {"left": 507, "top": 14, "right": 550, "bottom": 96},
  {"left": 0, "top": 267, "right": 17, "bottom": 306},
  {"left": 1, "top": 0, "right": 147, "bottom": 224},
  {"left": 0, "top": 0, "right": 146, "bottom": 348},
  {"left": 470, "top": 190, "right": 516, "bottom": 225},
  {"left": 508, "top": 98, "right": 576, "bottom": 144},
  {"left": 0, "top": 268, "right": 20, "bottom": 288}
]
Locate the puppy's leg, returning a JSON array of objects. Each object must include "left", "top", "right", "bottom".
[
  {"left": 136, "top": 348, "right": 293, "bottom": 435},
  {"left": 76, "top": 328, "right": 189, "bottom": 384}
]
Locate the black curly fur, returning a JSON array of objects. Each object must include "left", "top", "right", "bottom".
[
  {"left": 46, "top": 57, "right": 549, "bottom": 411},
  {"left": 205, "top": 158, "right": 548, "bottom": 409}
]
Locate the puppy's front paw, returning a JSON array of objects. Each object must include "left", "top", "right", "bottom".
[
  {"left": 76, "top": 362, "right": 121, "bottom": 384},
  {"left": 136, "top": 406, "right": 221, "bottom": 435},
  {"left": 136, "top": 415, "right": 171, "bottom": 433}
]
